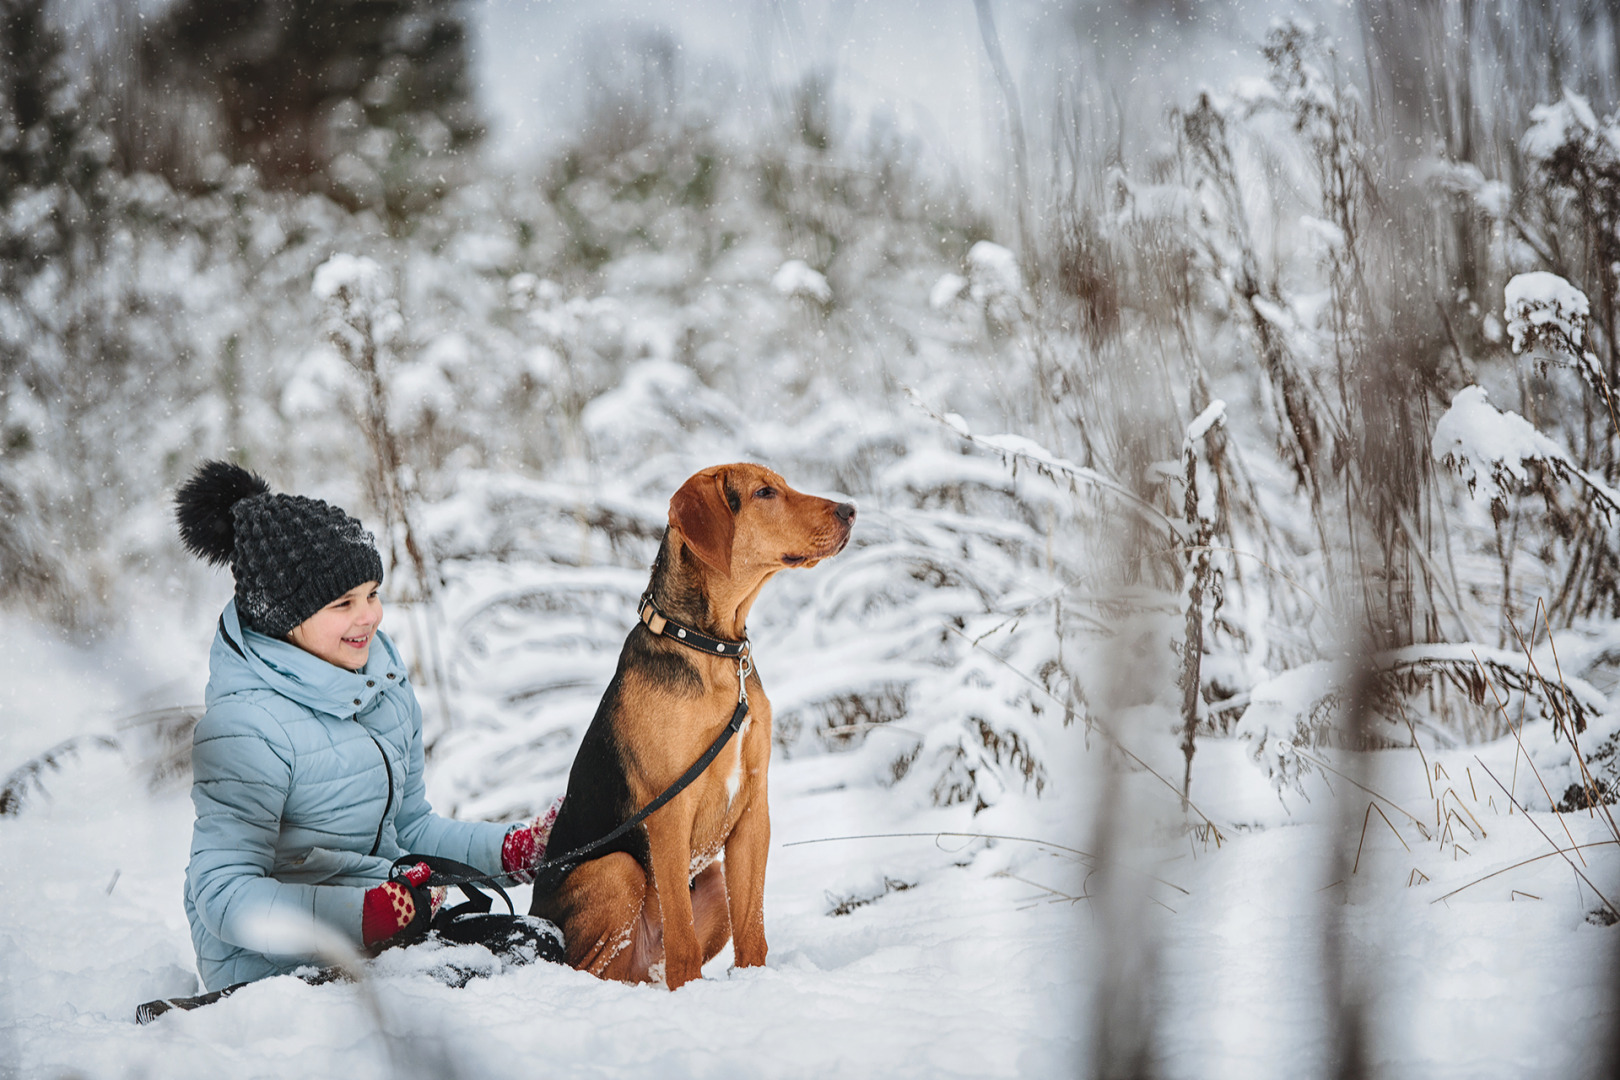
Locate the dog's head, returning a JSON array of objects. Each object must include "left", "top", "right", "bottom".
[{"left": 668, "top": 463, "right": 855, "bottom": 581}]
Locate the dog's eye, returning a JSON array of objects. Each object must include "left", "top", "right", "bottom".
[{"left": 755, "top": 487, "right": 776, "bottom": 499}]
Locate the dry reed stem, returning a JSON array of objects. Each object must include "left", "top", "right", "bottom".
[
  {"left": 1354, "top": 800, "right": 1412, "bottom": 874},
  {"left": 1149, "top": 544, "right": 1327, "bottom": 614},
  {"left": 994, "top": 870, "right": 1094, "bottom": 907},
  {"left": 1506, "top": 608, "right": 1582, "bottom": 737},
  {"left": 912, "top": 392, "right": 1183, "bottom": 538},
  {"left": 1471, "top": 651, "right": 1585, "bottom": 865},
  {"left": 1395, "top": 696, "right": 1435, "bottom": 799},
  {"left": 1445, "top": 809, "right": 1480, "bottom": 844},
  {"left": 1473, "top": 758, "right": 1620, "bottom": 920},
  {"left": 1293, "top": 747, "right": 1428, "bottom": 836},
  {"left": 1538, "top": 599, "right": 1620, "bottom": 842},
  {"left": 1393, "top": 505, "right": 1481, "bottom": 640},
  {"left": 1440, "top": 788, "right": 1488, "bottom": 840}
]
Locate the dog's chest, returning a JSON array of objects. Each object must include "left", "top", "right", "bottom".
[{"left": 687, "top": 707, "right": 766, "bottom": 876}]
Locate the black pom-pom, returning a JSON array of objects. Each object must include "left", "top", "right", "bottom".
[{"left": 176, "top": 460, "right": 271, "bottom": 566}]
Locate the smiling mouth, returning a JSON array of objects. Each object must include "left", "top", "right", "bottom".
[{"left": 342, "top": 634, "right": 372, "bottom": 649}]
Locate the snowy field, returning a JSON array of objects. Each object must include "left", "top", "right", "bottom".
[{"left": 4, "top": 592, "right": 1619, "bottom": 1079}]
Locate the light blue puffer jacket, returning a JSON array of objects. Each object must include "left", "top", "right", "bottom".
[{"left": 184, "top": 601, "right": 507, "bottom": 991}]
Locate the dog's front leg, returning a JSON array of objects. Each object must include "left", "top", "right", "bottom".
[
  {"left": 723, "top": 782, "right": 771, "bottom": 968},
  {"left": 646, "top": 812, "right": 704, "bottom": 989}
]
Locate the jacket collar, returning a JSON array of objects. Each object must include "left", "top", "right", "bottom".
[{"left": 209, "top": 600, "right": 407, "bottom": 719}]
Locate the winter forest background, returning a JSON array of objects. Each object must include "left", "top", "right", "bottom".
[{"left": 6, "top": 0, "right": 1620, "bottom": 1076}]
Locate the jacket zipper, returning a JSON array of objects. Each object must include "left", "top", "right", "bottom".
[{"left": 366, "top": 730, "right": 394, "bottom": 857}]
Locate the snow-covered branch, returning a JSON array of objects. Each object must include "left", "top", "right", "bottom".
[
  {"left": 909, "top": 390, "right": 1184, "bottom": 539},
  {"left": 1237, "top": 643, "right": 1606, "bottom": 794},
  {"left": 1432, "top": 385, "right": 1620, "bottom": 518}
]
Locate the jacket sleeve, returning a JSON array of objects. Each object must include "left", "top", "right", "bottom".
[
  {"left": 187, "top": 701, "right": 368, "bottom": 954},
  {"left": 392, "top": 688, "right": 508, "bottom": 874}
]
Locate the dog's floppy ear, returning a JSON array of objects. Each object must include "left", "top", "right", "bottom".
[{"left": 669, "top": 469, "right": 735, "bottom": 576}]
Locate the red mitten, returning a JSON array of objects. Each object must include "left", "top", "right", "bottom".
[
  {"left": 502, "top": 796, "right": 565, "bottom": 884},
  {"left": 362, "top": 861, "right": 438, "bottom": 952}
]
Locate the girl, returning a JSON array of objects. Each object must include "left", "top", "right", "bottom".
[{"left": 139, "top": 461, "right": 562, "bottom": 1021}]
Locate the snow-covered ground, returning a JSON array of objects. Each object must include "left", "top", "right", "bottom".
[
  {"left": 4, "top": 600, "right": 1618, "bottom": 1079},
  {"left": 7, "top": 6, "right": 1620, "bottom": 1075}
]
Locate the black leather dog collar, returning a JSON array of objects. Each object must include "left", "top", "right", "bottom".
[{"left": 637, "top": 594, "right": 751, "bottom": 659}]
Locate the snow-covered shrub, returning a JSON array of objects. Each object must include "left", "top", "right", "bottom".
[
  {"left": 1238, "top": 645, "right": 1605, "bottom": 794},
  {"left": 1503, "top": 270, "right": 1608, "bottom": 395},
  {"left": 1432, "top": 383, "right": 1620, "bottom": 522},
  {"left": 1432, "top": 272, "right": 1620, "bottom": 627},
  {"left": 966, "top": 241, "right": 1028, "bottom": 332},
  {"left": 771, "top": 259, "right": 833, "bottom": 306},
  {"left": 1504, "top": 271, "right": 1590, "bottom": 357}
]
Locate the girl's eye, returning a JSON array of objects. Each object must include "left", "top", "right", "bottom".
[{"left": 755, "top": 487, "right": 776, "bottom": 499}]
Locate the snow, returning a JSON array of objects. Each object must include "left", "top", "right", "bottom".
[
  {"left": 312, "top": 253, "right": 389, "bottom": 306},
  {"left": 1433, "top": 385, "right": 1575, "bottom": 501},
  {"left": 0, "top": 617, "right": 1086, "bottom": 1079},
  {"left": 966, "top": 242, "right": 1026, "bottom": 327},
  {"left": 967, "top": 241, "right": 1021, "bottom": 298},
  {"left": 1187, "top": 400, "right": 1227, "bottom": 444},
  {"left": 1432, "top": 384, "right": 1620, "bottom": 513},
  {"left": 928, "top": 273, "right": 968, "bottom": 311},
  {"left": 770, "top": 260, "right": 833, "bottom": 306},
  {"left": 8, "top": 622, "right": 1620, "bottom": 1078},
  {"left": 1523, "top": 90, "right": 1602, "bottom": 161},
  {"left": 1505, "top": 271, "right": 1590, "bottom": 354}
]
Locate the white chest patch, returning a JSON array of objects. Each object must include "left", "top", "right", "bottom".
[
  {"left": 724, "top": 744, "right": 743, "bottom": 802},
  {"left": 725, "top": 716, "right": 751, "bottom": 803}
]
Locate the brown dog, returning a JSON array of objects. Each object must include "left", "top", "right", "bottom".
[{"left": 528, "top": 463, "right": 855, "bottom": 989}]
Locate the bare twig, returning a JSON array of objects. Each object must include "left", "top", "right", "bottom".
[
  {"left": 1354, "top": 800, "right": 1411, "bottom": 873},
  {"left": 1293, "top": 747, "right": 1427, "bottom": 833},
  {"left": 1473, "top": 758, "right": 1620, "bottom": 921},
  {"left": 1473, "top": 650, "right": 1585, "bottom": 864}
]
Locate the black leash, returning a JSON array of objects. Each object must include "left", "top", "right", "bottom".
[
  {"left": 395, "top": 597, "right": 752, "bottom": 894},
  {"left": 390, "top": 854, "right": 517, "bottom": 918}
]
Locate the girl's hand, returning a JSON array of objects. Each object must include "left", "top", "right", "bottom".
[
  {"left": 362, "top": 861, "right": 441, "bottom": 951},
  {"left": 501, "top": 796, "right": 565, "bottom": 883}
]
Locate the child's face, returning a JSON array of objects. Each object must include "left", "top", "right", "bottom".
[{"left": 287, "top": 581, "right": 383, "bottom": 670}]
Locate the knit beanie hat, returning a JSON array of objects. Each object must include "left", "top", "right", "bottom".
[{"left": 176, "top": 460, "right": 385, "bottom": 639}]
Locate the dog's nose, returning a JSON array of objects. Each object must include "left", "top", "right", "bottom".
[{"left": 834, "top": 502, "right": 856, "bottom": 523}]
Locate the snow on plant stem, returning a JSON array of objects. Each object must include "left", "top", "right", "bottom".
[
  {"left": 1179, "top": 399, "right": 1225, "bottom": 798},
  {"left": 1504, "top": 271, "right": 1589, "bottom": 355},
  {"left": 1236, "top": 644, "right": 1606, "bottom": 795},
  {"left": 771, "top": 259, "right": 833, "bottom": 305},
  {"left": 916, "top": 392, "right": 1184, "bottom": 539},
  {"left": 1431, "top": 384, "right": 1620, "bottom": 518}
]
